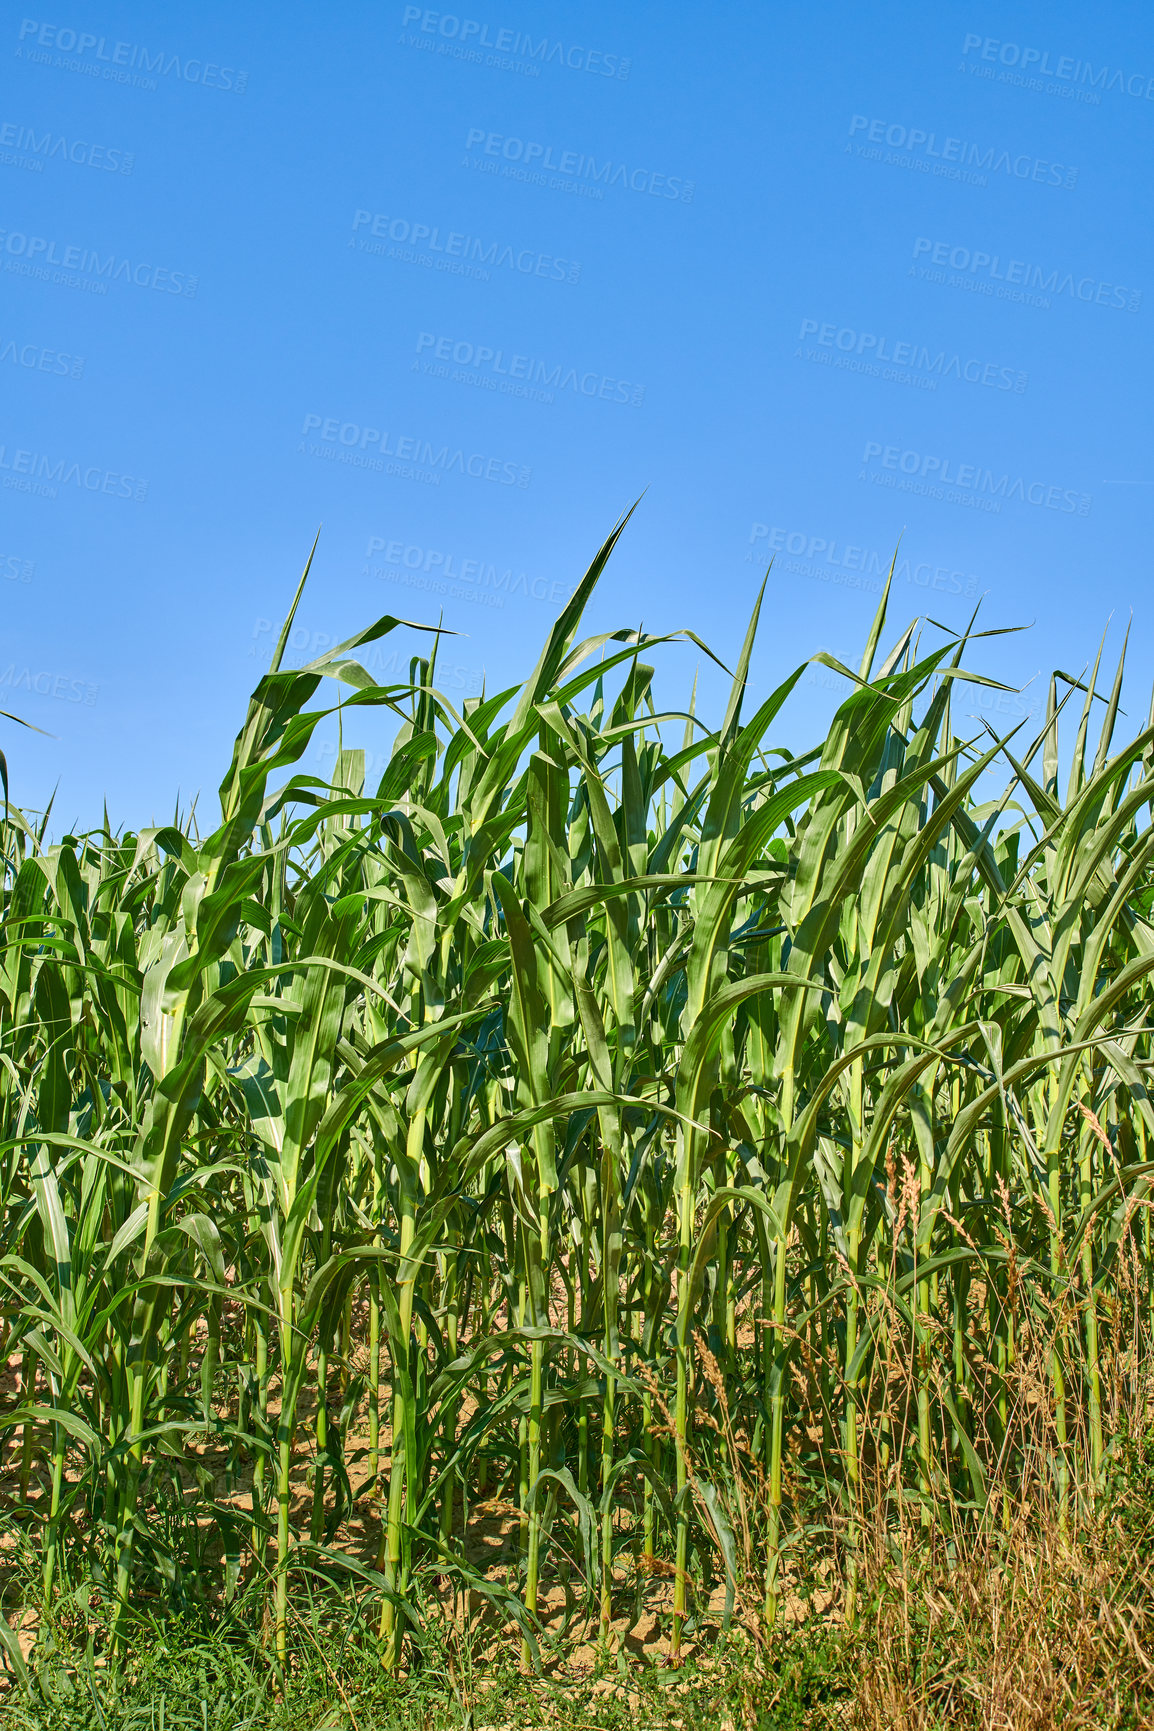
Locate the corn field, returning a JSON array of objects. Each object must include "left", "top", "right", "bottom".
[{"left": 3, "top": 518, "right": 1154, "bottom": 1672}]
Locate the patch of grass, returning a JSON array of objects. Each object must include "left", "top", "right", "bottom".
[
  {"left": 10, "top": 1444, "right": 1154, "bottom": 1731},
  {"left": 4, "top": 1617, "right": 855, "bottom": 1731}
]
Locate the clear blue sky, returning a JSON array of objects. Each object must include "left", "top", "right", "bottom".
[{"left": 3, "top": 0, "right": 1152, "bottom": 825}]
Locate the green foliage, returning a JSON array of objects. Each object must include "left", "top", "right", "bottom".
[
  {"left": 2, "top": 520, "right": 1154, "bottom": 1695},
  {"left": 4, "top": 1613, "right": 848, "bottom": 1731}
]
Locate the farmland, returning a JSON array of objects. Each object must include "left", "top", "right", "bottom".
[{"left": 2, "top": 519, "right": 1154, "bottom": 1727}]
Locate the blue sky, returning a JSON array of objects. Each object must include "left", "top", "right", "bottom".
[{"left": 3, "top": 0, "right": 1152, "bottom": 825}]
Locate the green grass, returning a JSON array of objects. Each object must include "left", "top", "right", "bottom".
[
  {"left": 9, "top": 1443, "right": 1154, "bottom": 1731},
  {"left": 0, "top": 1577, "right": 857, "bottom": 1731}
]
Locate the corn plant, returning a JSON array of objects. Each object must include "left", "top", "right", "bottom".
[{"left": 2, "top": 518, "right": 1154, "bottom": 1672}]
